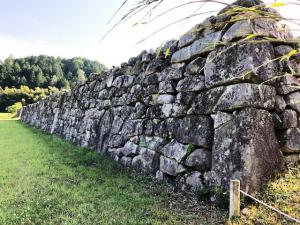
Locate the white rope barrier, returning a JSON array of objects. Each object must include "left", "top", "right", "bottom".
[{"left": 239, "top": 189, "right": 300, "bottom": 224}]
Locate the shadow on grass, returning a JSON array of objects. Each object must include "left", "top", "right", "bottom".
[{"left": 8, "top": 122, "right": 227, "bottom": 225}]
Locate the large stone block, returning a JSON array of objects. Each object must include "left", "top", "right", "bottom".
[
  {"left": 188, "top": 83, "right": 275, "bottom": 114},
  {"left": 211, "top": 107, "right": 283, "bottom": 193},
  {"left": 96, "top": 110, "right": 113, "bottom": 153},
  {"left": 204, "top": 43, "right": 277, "bottom": 88},
  {"left": 223, "top": 19, "right": 293, "bottom": 42},
  {"left": 171, "top": 31, "right": 222, "bottom": 63},
  {"left": 171, "top": 115, "right": 214, "bottom": 148},
  {"left": 176, "top": 76, "right": 205, "bottom": 92}
]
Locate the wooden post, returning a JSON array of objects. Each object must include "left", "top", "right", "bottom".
[{"left": 229, "top": 180, "right": 240, "bottom": 219}]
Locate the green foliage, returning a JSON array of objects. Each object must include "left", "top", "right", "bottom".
[
  {"left": 0, "top": 85, "right": 59, "bottom": 112},
  {"left": 0, "top": 55, "right": 106, "bottom": 89},
  {"left": 197, "top": 185, "right": 229, "bottom": 209},
  {"left": 5, "top": 102, "right": 22, "bottom": 113},
  {"left": 197, "top": 185, "right": 211, "bottom": 202},
  {"left": 186, "top": 143, "right": 195, "bottom": 155}
]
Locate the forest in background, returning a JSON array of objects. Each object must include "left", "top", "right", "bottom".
[{"left": 0, "top": 55, "right": 106, "bottom": 112}]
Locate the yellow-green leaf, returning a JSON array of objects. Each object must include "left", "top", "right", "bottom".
[
  {"left": 164, "top": 48, "right": 171, "bottom": 58},
  {"left": 269, "top": 2, "right": 285, "bottom": 8},
  {"left": 287, "top": 50, "right": 298, "bottom": 58},
  {"left": 243, "top": 34, "right": 257, "bottom": 41}
]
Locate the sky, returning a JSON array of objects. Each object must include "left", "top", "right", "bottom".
[{"left": 0, "top": 0, "right": 299, "bottom": 68}]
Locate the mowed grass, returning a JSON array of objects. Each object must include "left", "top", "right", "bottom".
[
  {"left": 0, "top": 113, "right": 18, "bottom": 120},
  {"left": 0, "top": 121, "right": 226, "bottom": 225}
]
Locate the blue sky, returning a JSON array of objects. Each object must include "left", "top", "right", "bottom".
[{"left": 0, "top": 0, "right": 299, "bottom": 67}]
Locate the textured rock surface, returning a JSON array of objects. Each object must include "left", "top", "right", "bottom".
[
  {"left": 278, "top": 128, "right": 300, "bottom": 153},
  {"left": 184, "top": 149, "right": 212, "bottom": 172},
  {"left": 189, "top": 83, "right": 276, "bottom": 114},
  {"left": 171, "top": 31, "right": 222, "bottom": 63},
  {"left": 20, "top": 2, "right": 296, "bottom": 197},
  {"left": 211, "top": 108, "right": 283, "bottom": 193},
  {"left": 160, "top": 156, "right": 186, "bottom": 176},
  {"left": 204, "top": 43, "right": 277, "bottom": 88}
]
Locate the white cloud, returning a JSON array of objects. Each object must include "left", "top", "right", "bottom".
[{"left": 0, "top": 35, "right": 75, "bottom": 61}]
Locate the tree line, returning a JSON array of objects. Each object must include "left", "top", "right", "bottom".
[
  {"left": 0, "top": 55, "right": 106, "bottom": 112},
  {"left": 0, "top": 55, "right": 106, "bottom": 89}
]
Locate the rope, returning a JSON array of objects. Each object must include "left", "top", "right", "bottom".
[{"left": 239, "top": 190, "right": 300, "bottom": 224}]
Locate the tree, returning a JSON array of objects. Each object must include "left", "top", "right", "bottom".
[
  {"left": 76, "top": 69, "right": 86, "bottom": 83},
  {"left": 0, "top": 55, "right": 106, "bottom": 88}
]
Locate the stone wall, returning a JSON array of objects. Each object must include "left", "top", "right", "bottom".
[{"left": 20, "top": 0, "right": 300, "bottom": 195}]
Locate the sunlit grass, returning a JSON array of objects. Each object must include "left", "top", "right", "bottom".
[
  {"left": 0, "top": 113, "right": 18, "bottom": 120},
  {"left": 0, "top": 121, "right": 226, "bottom": 225},
  {"left": 229, "top": 163, "right": 300, "bottom": 225}
]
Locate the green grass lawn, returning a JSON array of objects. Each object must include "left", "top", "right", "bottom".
[
  {"left": 0, "top": 120, "right": 226, "bottom": 225},
  {"left": 0, "top": 113, "right": 18, "bottom": 120}
]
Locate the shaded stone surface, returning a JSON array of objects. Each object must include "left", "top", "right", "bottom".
[
  {"left": 185, "top": 57, "right": 206, "bottom": 75},
  {"left": 179, "top": 172, "right": 204, "bottom": 193},
  {"left": 204, "top": 43, "right": 277, "bottom": 88},
  {"left": 189, "top": 83, "right": 276, "bottom": 114},
  {"left": 160, "top": 156, "right": 186, "bottom": 176},
  {"left": 132, "top": 148, "right": 159, "bottom": 174},
  {"left": 184, "top": 149, "right": 212, "bottom": 172},
  {"left": 278, "top": 128, "right": 300, "bottom": 153},
  {"left": 162, "top": 139, "right": 188, "bottom": 162},
  {"left": 211, "top": 107, "right": 283, "bottom": 193},
  {"left": 172, "top": 115, "right": 214, "bottom": 148},
  {"left": 285, "top": 92, "right": 300, "bottom": 114}
]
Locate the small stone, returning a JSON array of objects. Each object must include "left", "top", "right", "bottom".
[
  {"left": 121, "top": 141, "right": 140, "bottom": 156},
  {"left": 222, "top": 20, "right": 253, "bottom": 42},
  {"left": 278, "top": 128, "right": 300, "bottom": 153},
  {"left": 161, "top": 103, "right": 187, "bottom": 117},
  {"left": 185, "top": 57, "right": 206, "bottom": 75},
  {"left": 275, "top": 95, "right": 286, "bottom": 112},
  {"left": 285, "top": 154, "right": 300, "bottom": 165},
  {"left": 184, "top": 149, "right": 212, "bottom": 172},
  {"left": 159, "top": 156, "right": 186, "bottom": 176},
  {"left": 285, "top": 92, "right": 300, "bottom": 113},
  {"left": 132, "top": 149, "right": 159, "bottom": 174},
  {"left": 172, "top": 115, "right": 213, "bottom": 148},
  {"left": 120, "top": 156, "right": 133, "bottom": 167},
  {"left": 159, "top": 81, "right": 176, "bottom": 94},
  {"left": 178, "top": 30, "right": 199, "bottom": 48},
  {"left": 276, "top": 76, "right": 300, "bottom": 95},
  {"left": 274, "top": 45, "right": 294, "bottom": 57},
  {"left": 156, "top": 94, "right": 175, "bottom": 104},
  {"left": 281, "top": 110, "right": 298, "bottom": 129},
  {"left": 175, "top": 92, "right": 196, "bottom": 105},
  {"left": 155, "top": 170, "right": 166, "bottom": 181},
  {"left": 176, "top": 76, "right": 205, "bottom": 92},
  {"left": 162, "top": 139, "right": 188, "bottom": 162},
  {"left": 179, "top": 171, "right": 204, "bottom": 193}
]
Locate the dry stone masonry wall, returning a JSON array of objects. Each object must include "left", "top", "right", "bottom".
[{"left": 21, "top": 0, "right": 300, "bottom": 195}]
